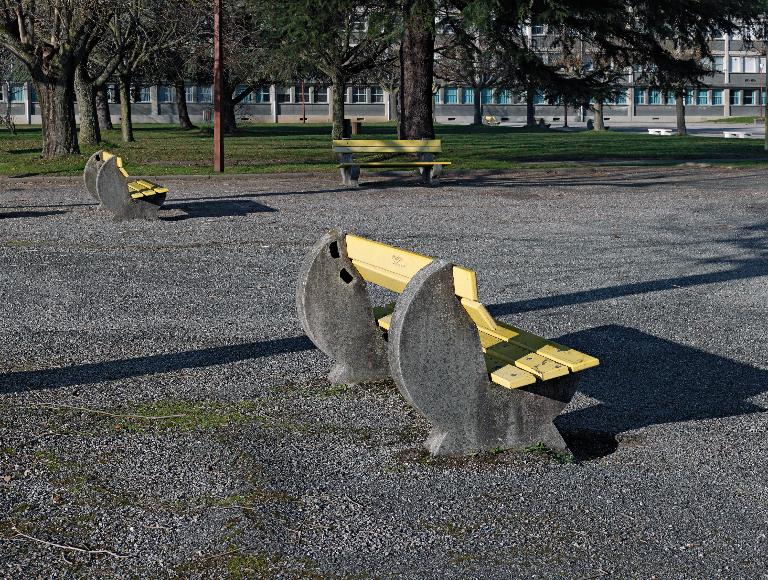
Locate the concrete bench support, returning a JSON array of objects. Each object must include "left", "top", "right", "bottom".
[
  {"left": 296, "top": 230, "right": 389, "bottom": 383},
  {"left": 388, "top": 260, "right": 578, "bottom": 455}
]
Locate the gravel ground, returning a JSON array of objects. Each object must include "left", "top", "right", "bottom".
[{"left": 1, "top": 166, "right": 766, "bottom": 579}]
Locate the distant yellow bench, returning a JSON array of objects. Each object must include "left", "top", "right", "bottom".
[
  {"left": 346, "top": 234, "right": 599, "bottom": 389},
  {"left": 99, "top": 152, "right": 169, "bottom": 200},
  {"left": 332, "top": 139, "right": 451, "bottom": 187}
]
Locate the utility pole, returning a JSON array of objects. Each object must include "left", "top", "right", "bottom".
[{"left": 213, "top": 0, "right": 224, "bottom": 172}]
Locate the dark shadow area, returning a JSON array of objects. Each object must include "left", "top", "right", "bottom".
[
  {"left": 554, "top": 324, "right": 768, "bottom": 459},
  {"left": 0, "top": 210, "right": 68, "bottom": 219},
  {"left": 162, "top": 198, "right": 277, "bottom": 220},
  {"left": 7, "top": 147, "right": 43, "bottom": 155},
  {"left": 0, "top": 335, "right": 315, "bottom": 394},
  {"left": 489, "top": 220, "right": 768, "bottom": 316}
]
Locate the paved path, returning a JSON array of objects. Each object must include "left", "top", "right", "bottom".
[{"left": 1, "top": 168, "right": 766, "bottom": 577}]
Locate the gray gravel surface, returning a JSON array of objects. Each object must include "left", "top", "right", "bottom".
[{"left": 1, "top": 167, "right": 766, "bottom": 579}]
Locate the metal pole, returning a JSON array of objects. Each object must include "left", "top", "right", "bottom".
[
  {"left": 764, "top": 45, "right": 768, "bottom": 152},
  {"left": 213, "top": 0, "right": 224, "bottom": 172},
  {"left": 301, "top": 79, "right": 306, "bottom": 123}
]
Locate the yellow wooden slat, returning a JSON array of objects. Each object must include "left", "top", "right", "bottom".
[
  {"left": 482, "top": 337, "right": 569, "bottom": 380},
  {"left": 460, "top": 299, "right": 497, "bottom": 331},
  {"left": 377, "top": 314, "right": 392, "bottom": 331},
  {"left": 115, "top": 157, "right": 124, "bottom": 168},
  {"left": 153, "top": 187, "right": 169, "bottom": 194},
  {"left": 101, "top": 151, "right": 114, "bottom": 162},
  {"left": 127, "top": 181, "right": 143, "bottom": 191},
  {"left": 119, "top": 168, "right": 129, "bottom": 177},
  {"left": 130, "top": 192, "right": 146, "bottom": 199},
  {"left": 334, "top": 146, "right": 442, "bottom": 153},
  {"left": 333, "top": 139, "right": 441, "bottom": 147},
  {"left": 495, "top": 322, "right": 600, "bottom": 372},
  {"left": 352, "top": 260, "right": 410, "bottom": 293},
  {"left": 489, "top": 362, "right": 537, "bottom": 389},
  {"left": 346, "top": 235, "right": 478, "bottom": 301}
]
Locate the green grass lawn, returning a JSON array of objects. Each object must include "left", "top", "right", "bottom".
[
  {"left": 707, "top": 116, "right": 763, "bottom": 124},
  {"left": 1, "top": 122, "right": 767, "bottom": 177}
]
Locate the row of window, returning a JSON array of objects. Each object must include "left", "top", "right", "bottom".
[
  {"left": 634, "top": 88, "right": 767, "bottom": 106},
  {"left": 433, "top": 88, "right": 629, "bottom": 106},
  {"left": 710, "top": 55, "right": 767, "bottom": 73}
]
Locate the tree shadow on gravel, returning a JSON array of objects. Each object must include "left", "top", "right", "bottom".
[
  {"left": 0, "top": 335, "right": 315, "bottom": 394},
  {"left": 553, "top": 324, "right": 768, "bottom": 459},
  {"left": 162, "top": 199, "right": 277, "bottom": 220},
  {"left": 0, "top": 209, "right": 68, "bottom": 219}
]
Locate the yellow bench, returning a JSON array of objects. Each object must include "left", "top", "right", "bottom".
[
  {"left": 346, "top": 234, "right": 599, "bottom": 389},
  {"left": 332, "top": 139, "right": 451, "bottom": 187},
  {"left": 99, "top": 152, "right": 169, "bottom": 199}
]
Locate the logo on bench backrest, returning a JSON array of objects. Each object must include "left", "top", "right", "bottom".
[{"left": 392, "top": 255, "right": 407, "bottom": 269}]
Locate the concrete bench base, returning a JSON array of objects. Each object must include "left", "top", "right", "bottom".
[
  {"left": 723, "top": 131, "right": 751, "bottom": 139},
  {"left": 648, "top": 128, "right": 673, "bottom": 136},
  {"left": 297, "top": 230, "right": 579, "bottom": 455}
]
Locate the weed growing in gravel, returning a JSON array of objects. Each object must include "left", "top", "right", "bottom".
[
  {"left": 117, "top": 400, "right": 262, "bottom": 432},
  {"left": 525, "top": 442, "right": 575, "bottom": 464}
]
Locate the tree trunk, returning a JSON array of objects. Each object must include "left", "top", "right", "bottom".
[
  {"left": 75, "top": 65, "right": 100, "bottom": 145},
  {"left": 563, "top": 102, "right": 568, "bottom": 127},
  {"left": 331, "top": 77, "right": 346, "bottom": 140},
  {"left": 222, "top": 91, "right": 237, "bottom": 135},
  {"left": 33, "top": 73, "right": 80, "bottom": 158},
  {"left": 96, "top": 85, "right": 113, "bottom": 130},
  {"left": 174, "top": 79, "right": 195, "bottom": 130},
  {"left": 401, "top": 0, "right": 435, "bottom": 139},
  {"left": 473, "top": 87, "right": 482, "bottom": 125},
  {"left": 119, "top": 74, "right": 134, "bottom": 142},
  {"left": 526, "top": 85, "right": 536, "bottom": 126},
  {"left": 594, "top": 101, "right": 605, "bottom": 131},
  {"left": 675, "top": 89, "right": 687, "bottom": 135}
]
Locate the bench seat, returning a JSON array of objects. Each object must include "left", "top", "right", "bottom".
[
  {"left": 127, "top": 179, "right": 170, "bottom": 199},
  {"left": 338, "top": 161, "right": 452, "bottom": 168}
]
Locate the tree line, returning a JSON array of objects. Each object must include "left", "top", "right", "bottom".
[{"left": 1, "top": 0, "right": 766, "bottom": 159}]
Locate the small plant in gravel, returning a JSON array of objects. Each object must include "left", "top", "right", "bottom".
[
  {"left": 117, "top": 400, "right": 262, "bottom": 432},
  {"left": 525, "top": 442, "right": 575, "bottom": 465}
]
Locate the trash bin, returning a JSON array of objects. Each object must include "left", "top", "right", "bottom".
[{"left": 342, "top": 119, "right": 352, "bottom": 138}]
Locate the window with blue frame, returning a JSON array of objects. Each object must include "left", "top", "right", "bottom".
[
  {"left": 157, "top": 86, "right": 173, "bottom": 102},
  {"left": 253, "top": 87, "right": 271, "bottom": 103},
  {"left": 762, "top": 89, "right": 766, "bottom": 105},
  {"left": 434, "top": 91, "right": 440, "bottom": 104},
  {"left": 137, "top": 86, "right": 151, "bottom": 103},
  {"left": 730, "top": 89, "right": 741, "bottom": 105},
  {"left": 198, "top": 85, "right": 212, "bottom": 103},
  {"left": 615, "top": 92, "right": 627, "bottom": 105},
  {"left": 532, "top": 91, "right": 545, "bottom": 105},
  {"left": 444, "top": 87, "right": 458, "bottom": 104},
  {"left": 634, "top": 88, "right": 646, "bottom": 104},
  {"left": 184, "top": 85, "right": 195, "bottom": 103},
  {"left": 666, "top": 92, "right": 676, "bottom": 105},
  {"left": 481, "top": 88, "right": 493, "bottom": 104},
  {"left": 684, "top": 89, "right": 694, "bottom": 105},
  {"left": 712, "top": 89, "right": 723, "bottom": 105},
  {"left": 743, "top": 89, "right": 755, "bottom": 105},
  {"left": 315, "top": 87, "right": 328, "bottom": 103},
  {"left": 648, "top": 89, "right": 662, "bottom": 104},
  {"left": 497, "top": 90, "right": 511, "bottom": 104},
  {"left": 10, "top": 84, "right": 24, "bottom": 102},
  {"left": 696, "top": 90, "right": 708, "bottom": 105},
  {"left": 462, "top": 88, "right": 474, "bottom": 104}
]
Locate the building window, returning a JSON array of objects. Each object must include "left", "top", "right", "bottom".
[
  {"left": 253, "top": 87, "right": 270, "bottom": 103},
  {"left": 761, "top": 58, "right": 767, "bottom": 73},
  {"left": 666, "top": 92, "right": 676, "bottom": 105},
  {"left": 444, "top": 87, "right": 458, "bottom": 104},
  {"left": 462, "top": 88, "right": 474, "bottom": 104},
  {"left": 762, "top": 89, "right": 767, "bottom": 105},
  {"left": 648, "top": 89, "right": 662, "bottom": 104},
  {"left": 106, "top": 84, "right": 117, "bottom": 103},
  {"left": 315, "top": 87, "right": 328, "bottom": 103},
  {"left": 497, "top": 90, "right": 511, "bottom": 104},
  {"left": 729, "top": 56, "right": 743, "bottom": 73},
  {"left": 9, "top": 84, "right": 24, "bottom": 102},
  {"left": 157, "top": 86, "right": 174, "bottom": 103},
  {"left": 696, "top": 90, "right": 708, "bottom": 105},
  {"left": 294, "top": 84, "right": 310, "bottom": 104},
  {"left": 371, "top": 86, "right": 384, "bottom": 103},
  {"left": 744, "top": 57, "right": 758, "bottom": 73},
  {"left": 730, "top": 89, "right": 741, "bottom": 105},
  {"left": 235, "top": 85, "right": 253, "bottom": 103},
  {"left": 615, "top": 92, "right": 627, "bottom": 105},
  {"left": 184, "top": 85, "right": 195, "bottom": 103},
  {"left": 743, "top": 89, "right": 755, "bottom": 105},
  {"left": 634, "top": 88, "right": 646, "bottom": 105},
  {"left": 712, "top": 89, "right": 723, "bottom": 105},
  {"left": 433, "top": 91, "right": 440, "bottom": 104},
  {"left": 683, "top": 89, "right": 694, "bottom": 105},
  {"left": 136, "top": 86, "right": 151, "bottom": 103},
  {"left": 481, "top": 88, "right": 494, "bottom": 104},
  {"left": 531, "top": 25, "right": 545, "bottom": 35},
  {"left": 714, "top": 56, "right": 725, "bottom": 72},
  {"left": 532, "top": 91, "right": 546, "bottom": 105},
  {"left": 198, "top": 85, "right": 212, "bottom": 103},
  {"left": 352, "top": 86, "right": 367, "bottom": 103},
  {"left": 276, "top": 87, "right": 291, "bottom": 103}
]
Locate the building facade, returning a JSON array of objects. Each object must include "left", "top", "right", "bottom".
[{"left": 1, "top": 32, "right": 765, "bottom": 125}]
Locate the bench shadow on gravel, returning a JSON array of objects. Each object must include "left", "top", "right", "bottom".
[
  {"left": 1, "top": 209, "right": 68, "bottom": 219},
  {"left": 161, "top": 199, "right": 277, "bottom": 220},
  {"left": 553, "top": 324, "right": 768, "bottom": 461},
  {"left": 0, "top": 336, "right": 314, "bottom": 394}
]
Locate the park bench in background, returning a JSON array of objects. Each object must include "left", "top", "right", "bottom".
[
  {"left": 648, "top": 128, "right": 674, "bottom": 136},
  {"left": 483, "top": 115, "right": 501, "bottom": 125},
  {"left": 84, "top": 150, "right": 168, "bottom": 220},
  {"left": 297, "top": 230, "right": 599, "bottom": 456},
  {"left": 332, "top": 139, "right": 451, "bottom": 187},
  {"left": 723, "top": 131, "right": 751, "bottom": 139}
]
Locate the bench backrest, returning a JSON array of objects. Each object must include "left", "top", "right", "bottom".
[
  {"left": 101, "top": 151, "right": 129, "bottom": 177},
  {"left": 333, "top": 139, "right": 442, "bottom": 154}
]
